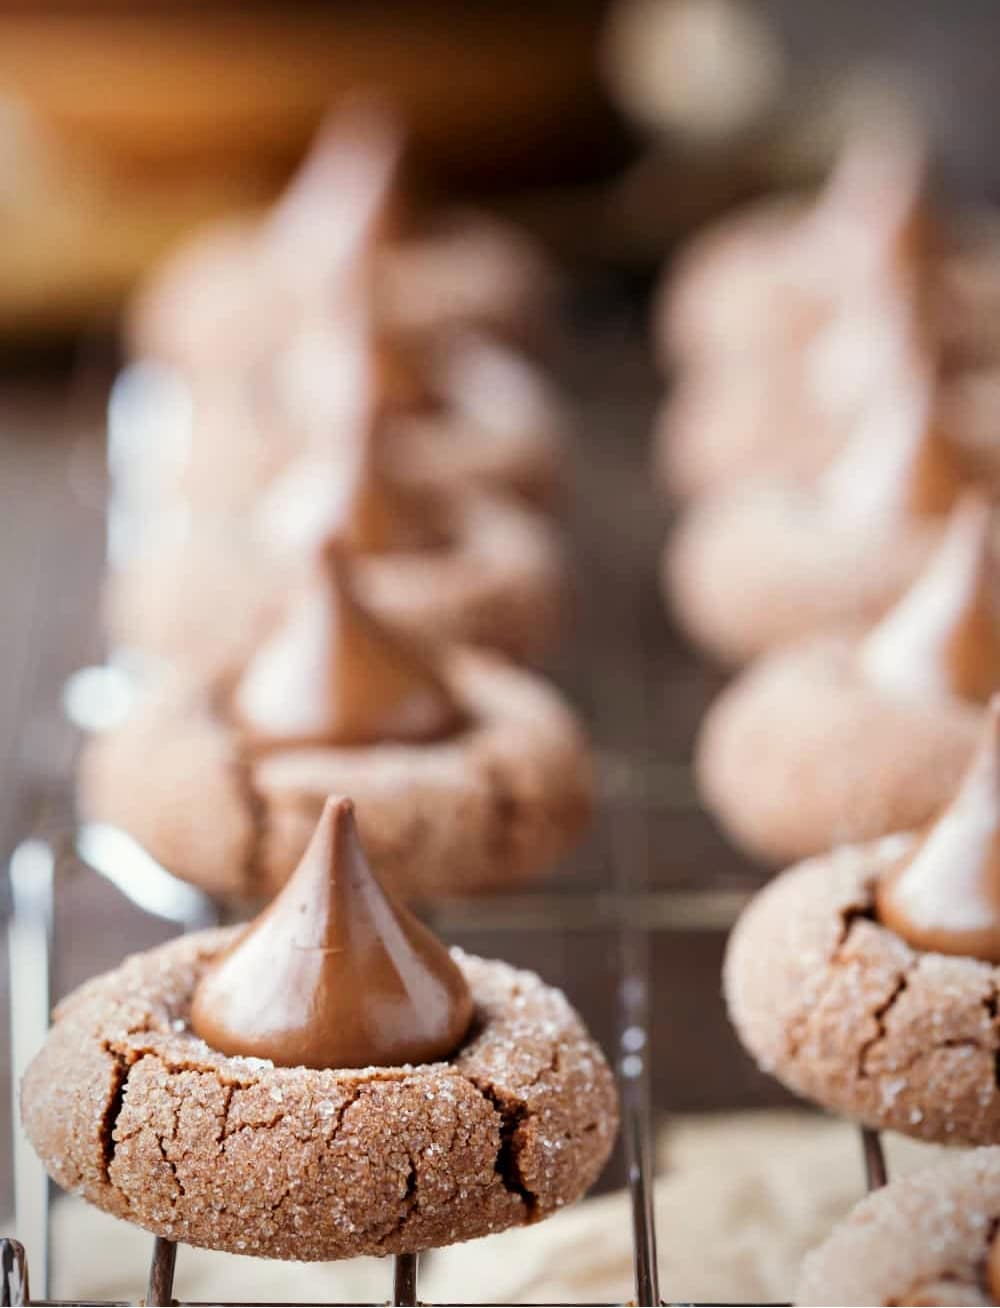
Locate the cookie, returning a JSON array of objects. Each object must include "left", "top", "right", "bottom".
[
  {"left": 796, "top": 1148, "right": 1000, "bottom": 1305},
  {"left": 21, "top": 935, "right": 618, "bottom": 1261},
  {"left": 696, "top": 635, "right": 981, "bottom": 864},
  {"left": 653, "top": 353, "right": 849, "bottom": 503},
  {"left": 697, "top": 495, "right": 999, "bottom": 862},
  {"left": 79, "top": 644, "right": 593, "bottom": 902},
  {"left": 725, "top": 837, "right": 1000, "bottom": 1145},
  {"left": 663, "top": 364, "right": 967, "bottom": 664},
  {"left": 655, "top": 124, "right": 1000, "bottom": 504}
]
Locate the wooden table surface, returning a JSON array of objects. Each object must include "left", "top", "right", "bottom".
[{"left": 0, "top": 293, "right": 791, "bottom": 1232}]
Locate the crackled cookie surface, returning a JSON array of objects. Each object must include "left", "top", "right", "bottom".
[
  {"left": 725, "top": 839, "right": 1000, "bottom": 1144},
  {"left": 23, "top": 935, "right": 617, "bottom": 1259},
  {"left": 797, "top": 1148, "right": 1000, "bottom": 1306}
]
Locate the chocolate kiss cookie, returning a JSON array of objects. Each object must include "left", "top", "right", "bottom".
[
  {"left": 83, "top": 553, "right": 592, "bottom": 901},
  {"left": 664, "top": 372, "right": 965, "bottom": 665},
  {"left": 726, "top": 707, "right": 1000, "bottom": 1146},
  {"left": 655, "top": 137, "right": 1000, "bottom": 504},
  {"left": 698, "top": 496, "right": 999, "bottom": 864},
  {"left": 108, "top": 418, "right": 567, "bottom": 671},
  {"left": 22, "top": 800, "right": 618, "bottom": 1261},
  {"left": 656, "top": 123, "right": 932, "bottom": 372},
  {"left": 128, "top": 105, "right": 553, "bottom": 375},
  {"left": 797, "top": 1149, "right": 1000, "bottom": 1306}
]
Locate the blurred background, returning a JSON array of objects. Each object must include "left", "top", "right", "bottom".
[
  {"left": 3, "top": 2, "right": 1000, "bottom": 1301},
  {"left": 4, "top": 0, "right": 1000, "bottom": 341}
]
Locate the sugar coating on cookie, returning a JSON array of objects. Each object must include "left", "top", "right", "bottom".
[
  {"left": 22, "top": 936, "right": 618, "bottom": 1261},
  {"left": 796, "top": 1147, "right": 1000, "bottom": 1305},
  {"left": 725, "top": 839, "right": 1000, "bottom": 1144}
]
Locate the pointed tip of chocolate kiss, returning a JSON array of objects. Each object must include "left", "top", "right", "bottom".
[
  {"left": 860, "top": 493, "right": 1000, "bottom": 705},
  {"left": 189, "top": 795, "right": 474, "bottom": 1069},
  {"left": 813, "top": 119, "right": 933, "bottom": 274},
  {"left": 266, "top": 99, "right": 405, "bottom": 271},
  {"left": 232, "top": 550, "right": 463, "bottom": 751}
]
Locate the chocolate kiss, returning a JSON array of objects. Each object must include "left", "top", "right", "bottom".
[
  {"left": 334, "top": 435, "right": 423, "bottom": 554},
  {"left": 988, "top": 1229, "right": 1000, "bottom": 1304},
  {"left": 190, "top": 797, "right": 474, "bottom": 1068},
  {"left": 264, "top": 102, "right": 405, "bottom": 286},
  {"left": 259, "top": 421, "right": 441, "bottom": 558},
  {"left": 876, "top": 699, "right": 1000, "bottom": 963},
  {"left": 807, "top": 123, "right": 934, "bottom": 281},
  {"left": 233, "top": 550, "right": 463, "bottom": 749},
  {"left": 861, "top": 496, "right": 1000, "bottom": 705},
  {"left": 820, "top": 375, "right": 964, "bottom": 526}
]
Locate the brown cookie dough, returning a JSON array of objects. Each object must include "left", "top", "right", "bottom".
[
  {"left": 725, "top": 838, "right": 1000, "bottom": 1144},
  {"left": 697, "top": 636, "right": 981, "bottom": 864},
  {"left": 796, "top": 1147, "right": 1000, "bottom": 1306},
  {"left": 21, "top": 935, "right": 618, "bottom": 1261},
  {"left": 78, "top": 647, "right": 593, "bottom": 901},
  {"left": 664, "top": 484, "right": 941, "bottom": 665},
  {"left": 108, "top": 489, "right": 566, "bottom": 673}
]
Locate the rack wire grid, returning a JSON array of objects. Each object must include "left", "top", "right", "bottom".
[{"left": 1, "top": 326, "right": 890, "bottom": 1306}]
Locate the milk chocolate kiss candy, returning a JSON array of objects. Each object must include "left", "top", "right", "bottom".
[
  {"left": 259, "top": 421, "right": 442, "bottom": 558},
  {"left": 988, "top": 1228, "right": 1000, "bottom": 1305},
  {"left": 807, "top": 124, "right": 934, "bottom": 286},
  {"left": 263, "top": 102, "right": 405, "bottom": 291},
  {"left": 820, "top": 374, "right": 964, "bottom": 527},
  {"left": 861, "top": 496, "right": 1000, "bottom": 704},
  {"left": 190, "top": 797, "right": 474, "bottom": 1068},
  {"left": 877, "top": 699, "right": 1000, "bottom": 963},
  {"left": 333, "top": 434, "right": 433, "bottom": 555},
  {"left": 233, "top": 549, "right": 463, "bottom": 749}
]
